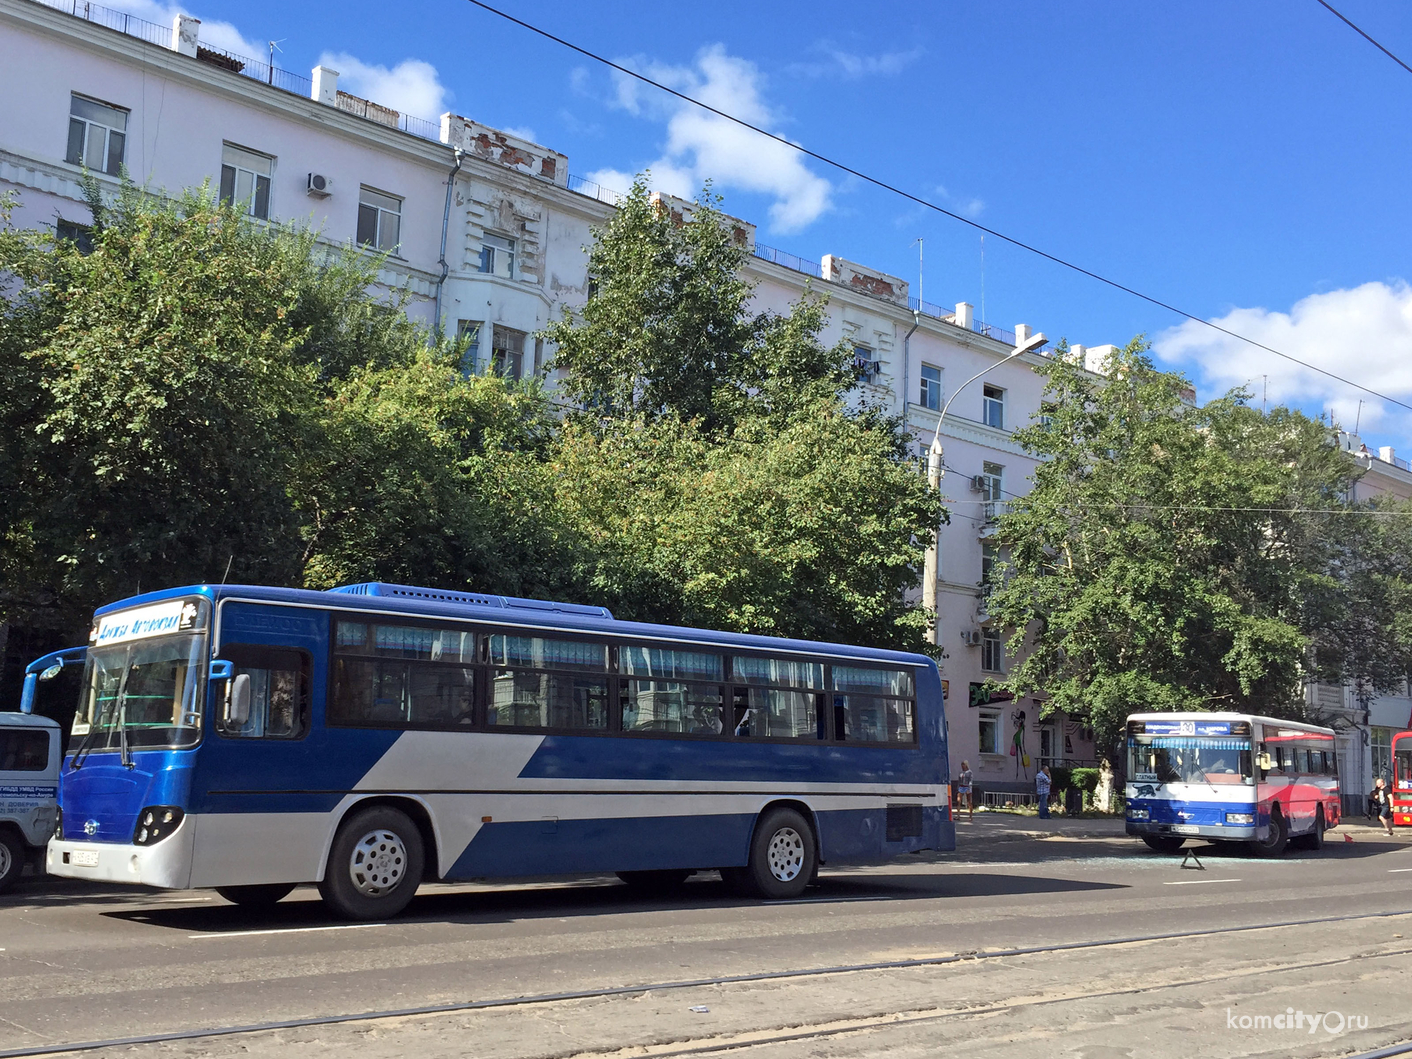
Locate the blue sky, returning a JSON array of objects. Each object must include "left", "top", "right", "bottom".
[{"left": 109, "top": 0, "right": 1412, "bottom": 451}]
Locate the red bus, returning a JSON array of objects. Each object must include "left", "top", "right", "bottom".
[{"left": 1393, "top": 731, "right": 1412, "bottom": 827}]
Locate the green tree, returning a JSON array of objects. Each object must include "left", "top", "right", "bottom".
[
  {"left": 542, "top": 179, "right": 940, "bottom": 647},
  {"left": 986, "top": 340, "right": 1412, "bottom": 751}
]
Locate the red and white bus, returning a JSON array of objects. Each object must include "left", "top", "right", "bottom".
[{"left": 1393, "top": 730, "right": 1412, "bottom": 827}]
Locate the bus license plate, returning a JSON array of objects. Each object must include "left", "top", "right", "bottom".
[
  {"left": 71, "top": 850, "right": 100, "bottom": 866},
  {"left": 1172, "top": 825, "right": 1200, "bottom": 835}
]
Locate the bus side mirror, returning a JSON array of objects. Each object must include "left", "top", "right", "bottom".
[
  {"left": 209, "top": 660, "right": 235, "bottom": 682},
  {"left": 1257, "top": 753, "right": 1272, "bottom": 771},
  {"left": 226, "top": 673, "right": 252, "bottom": 726}
]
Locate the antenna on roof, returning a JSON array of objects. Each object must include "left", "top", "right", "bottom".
[{"left": 267, "top": 38, "right": 285, "bottom": 85}]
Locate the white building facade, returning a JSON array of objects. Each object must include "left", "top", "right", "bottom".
[{"left": 0, "top": 0, "right": 1104, "bottom": 791}]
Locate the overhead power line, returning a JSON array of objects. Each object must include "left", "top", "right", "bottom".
[
  {"left": 462, "top": 0, "right": 1412, "bottom": 416},
  {"left": 1315, "top": 0, "right": 1412, "bottom": 78}
]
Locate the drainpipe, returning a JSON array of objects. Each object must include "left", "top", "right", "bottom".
[{"left": 433, "top": 147, "right": 465, "bottom": 340}]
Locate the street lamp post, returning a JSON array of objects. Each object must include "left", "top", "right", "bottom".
[{"left": 923, "top": 331, "right": 1047, "bottom": 645}]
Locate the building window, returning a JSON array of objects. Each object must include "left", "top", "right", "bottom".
[
  {"left": 1372, "top": 726, "right": 1393, "bottom": 781},
  {"left": 456, "top": 320, "right": 482, "bottom": 375},
  {"left": 979, "top": 710, "right": 1001, "bottom": 755},
  {"left": 479, "top": 233, "right": 515, "bottom": 278},
  {"left": 920, "top": 364, "right": 942, "bottom": 410},
  {"left": 492, "top": 325, "right": 527, "bottom": 380},
  {"left": 981, "top": 542, "right": 998, "bottom": 596},
  {"left": 56, "top": 219, "right": 94, "bottom": 254},
  {"left": 981, "top": 628, "right": 1004, "bottom": 673},
  {"left": 219, "top": 143, "right": 273, "bottom": 219},
  {"left": 853, "top": 345, "right": 878, "bottom": 380},
  {"left": 66, "top": 94, "right": 127, "bottom": 176},
  {"left": 982, "top": 383, "right": 1005, "bottom": 429},
  {"left": 356, "top": 186, "right": 402, "bottom": 252},
  {"left": 981, "top": 461, "right": 1003, "bottom": 520}
]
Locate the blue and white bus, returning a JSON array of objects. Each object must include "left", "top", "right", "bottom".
[
  {"left": 43, "top": 582, "right": 952, "bottom": 918},
  {"left": 1125, "top": 712, "right": 1340, "bottom": 857}
]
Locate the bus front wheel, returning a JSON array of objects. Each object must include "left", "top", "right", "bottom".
[
  {"left": 318, "top": 806, "right": 425, "bottom": 921},
  {"left": 1249, "top": 808, "right": 1288, "bottom": 858},
  {"left": 216, "top": 883, "right": 296, "bottom": 907},
  {"left": 1141, "top": 835, "right": 1185, "bottom": 854},
  {"left": 734, "top": 807, "right": 817, "bottom": 900}
]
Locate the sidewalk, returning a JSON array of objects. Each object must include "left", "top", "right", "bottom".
[{"left": 953, "top": 809, "right": 1129, "bottom": 842}]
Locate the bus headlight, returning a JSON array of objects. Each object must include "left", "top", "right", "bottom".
[
  {"left": 133, "top": 806, "right": 184, "bottom": 846},
  {"left": 1225, "top": 812, "right": 1254, "bottom": 825},
  {"left": 1127, "top": 808, "right": 1149, "bottom": 821}
]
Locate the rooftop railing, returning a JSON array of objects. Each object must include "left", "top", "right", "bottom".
[{"left": 751, "top": 242, "right": 822, "bottom": 278}]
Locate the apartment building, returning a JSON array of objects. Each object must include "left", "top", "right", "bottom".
[{"left": 0, "top": 0, "right": 1103, "bottom": 789}]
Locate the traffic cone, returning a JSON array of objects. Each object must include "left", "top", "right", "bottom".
[{"left": 1344, "top": 833, "right": 1354, "bottom": 843}]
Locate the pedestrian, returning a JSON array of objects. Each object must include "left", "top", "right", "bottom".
[
  {"left": 957, "top": 760, "right": 974, "bottom": 822},
  {"left": 1373, "top": 777, "right": 1395, "bottom": 837},
  {"left": 1035, "top": 765, "right": 1052, "bottom": 819}
]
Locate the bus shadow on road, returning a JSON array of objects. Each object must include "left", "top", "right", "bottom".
[{"left": 101, "top": 870, "right": 1125, "bottom": 934}]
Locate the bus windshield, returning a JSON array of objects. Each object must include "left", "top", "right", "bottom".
[
  {"left": 71, "top": 633, "right": 206, "bottom": 752},
  {"left": 1128, "top": 737, "right": 1253, "bottom": 785}
]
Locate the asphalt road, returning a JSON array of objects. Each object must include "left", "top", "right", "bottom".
[{"left": 1, "top": 816, "right": 1410, "bottom": 1059}]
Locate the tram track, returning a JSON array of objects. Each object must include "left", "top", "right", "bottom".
[{"left": 2, "top": 906, "right": 1409, "bottom": 1059}]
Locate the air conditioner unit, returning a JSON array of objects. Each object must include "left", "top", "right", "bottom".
[
  {"left": 306, "top": 173, "right": 333, "bottom": 197},
  {"left": 969, "top": 475, "right": 987, "bottom": 493},
  {"left": 961, "top": 628, "right": 983, "bottom": 647}
]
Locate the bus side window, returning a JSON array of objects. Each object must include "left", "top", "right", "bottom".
[{"left": 217, "top": 644, "right": 311, "bottom": 739}]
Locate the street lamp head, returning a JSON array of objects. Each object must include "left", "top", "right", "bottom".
[{"left": 1014, "top": 331, "right": 1047, "bottom": 357}]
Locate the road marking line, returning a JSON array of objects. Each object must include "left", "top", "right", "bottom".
[
  {"left": 191, "top": 923, "right": 386, "bottom": 939},
  {"left": 1388, "top": 868, "right": 1412, "bottom": 873},
  {"left": 1162, "top": 878, "right": 1243, "bottom": 886}
]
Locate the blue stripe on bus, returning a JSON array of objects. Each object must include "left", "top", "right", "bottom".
[{"left": 1128, "top": 798, "right": 1254, "bottom": 827}]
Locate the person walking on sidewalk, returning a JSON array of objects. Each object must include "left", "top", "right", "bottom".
[
  {"left": 957, "top": 761, "right": 974, "bottom": 822},
  {"left": 1035, "top": 766, "right": 1052, "bottom": 819},
  {"left": 1374, "top": 777, "right": 1395, "bottom": 836}
]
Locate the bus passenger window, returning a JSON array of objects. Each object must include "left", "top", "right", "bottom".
[{"left": 621, "top": 681, "right": 723, "bottom": 734}]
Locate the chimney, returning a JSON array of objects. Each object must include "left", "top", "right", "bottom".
[
  {"left": 171, "top": 13, "right": 199, "bottom": 57},
  {"left": 954, "top": 302, "right": 974, "bottom": 330},
  {"left": 1380, "top": 446, "right": 1396, "bottom": 464},
  {"left": 312, "top": 65, "right": 339, "bottom": 105},
  {"left": 1015, "top": 323, "right": 1032, "bottom": 347}
]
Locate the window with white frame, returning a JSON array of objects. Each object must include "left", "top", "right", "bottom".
[
  {"left": 356, "top": 187, "right": 402, "bottom": 252},
  {"left": 981, "top": 461, "right": 1003, "bottom": 520},
  {"left": 920, "top": 364, "right": 942, "bottom": 410},
  {"left": 853, "top": 345, "right": 877, "bottom": 380},
  {"left": 1372, "top": 726, "right": 1393, "bottom": 781},
  {"left": 982, "top": 383, "right": 1005, "bottom": 429},
  {"left": 979, "top": 710, "right": 1001, "bottom": 755},
  {"left": 479, "top": 234, "right": 515, "bottom": 278},
  {"left": 456, "top": 320, "right": 482, "bottom": 376},
  {"left": 66, "top": 95, "right": 127, "bottom": 176},
  {"left": 219, "top": 144, "right": 273, "bottom": 220},
  {"left": 492, "top": 325, "right": 527, "bottom": 380},
  {"left": 981, "top": 628, "right": 1004, "bottom": 673}
]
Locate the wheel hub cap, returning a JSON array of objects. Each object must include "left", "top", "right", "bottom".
[
  {"left": 348, "top": 829, "right": 406, "bottom": 896},
  {"left": 767, "top": 827, "right": 805, "bottom": 882}
]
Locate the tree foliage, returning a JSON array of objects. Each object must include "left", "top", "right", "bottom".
[{"left": 986, "top": 340, "right": 1412, "bottom": 750}]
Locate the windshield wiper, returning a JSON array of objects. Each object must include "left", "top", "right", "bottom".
[
  {"left": 71, "top": 647, "right": 133, "bottom": 770},
  {"left": 117, "top": 693, "right": 133, "bottom": 770}
]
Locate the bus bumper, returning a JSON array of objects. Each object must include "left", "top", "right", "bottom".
[
  {"left": 47, "top": 822, "right": 194, "bottom": 889},
  {"left": 1126, "top": 821, "right": 1256, "bottom": 842}
]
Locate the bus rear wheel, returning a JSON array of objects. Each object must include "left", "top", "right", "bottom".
[
  {"left": 318, "top": 806, "right": 424, "bottom": 921},
  {"left": 216, "top": 883, "right": 296, "bottom": 907},
  {"left": 735, "top": 807, "right": 816, "bottom": 900},
  {"left": 1249, "top": 807, "right": 1288, "bottom": 858},
  {"left": 1141, "top": 835, "right": 1185, "bottom": 854}
]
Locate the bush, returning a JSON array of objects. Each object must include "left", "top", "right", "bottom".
[
  {"left": 1049, "top": 766, "right": 1073, "bottom": 792},
  {"left": 1071, "top": 767, "right": 1101, "bottom": 794}
]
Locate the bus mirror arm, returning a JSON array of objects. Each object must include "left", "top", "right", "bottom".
[{"left": 209, "top": 660, "right": 234, "bottom": 682}]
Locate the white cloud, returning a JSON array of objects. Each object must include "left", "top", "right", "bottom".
[
  {"left": 787, "top": 43, "right": 923, "bottom": 79},
  {"left": 1154, "top": 281, "right": 1412, "bottom": 437},
  {"left": 318, "top": 52, "right": 447, "bottom": 119},
  {"left": 499, "top": 125, "right": 538, "bottom": 144},
  {"left": 603, "top": 45, "right": 832, "bottom": 234},
  {"left": 100, "top": 0, "right": 265, "bottom": 62}
]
